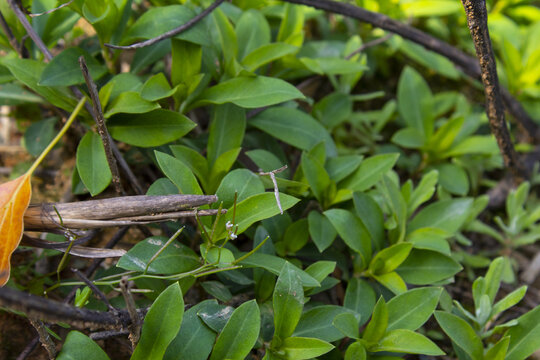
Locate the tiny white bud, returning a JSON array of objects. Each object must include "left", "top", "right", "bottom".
[
  {"left": 226, "top": 221, "right": 233, "bottom": 229},
  {"left": 230, "top": 233, "right": 237, "bottom": 240}
]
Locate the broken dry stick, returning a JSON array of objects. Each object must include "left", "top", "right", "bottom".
[{"left": 24, "top": 194, "right": 224, "bottom": 230}]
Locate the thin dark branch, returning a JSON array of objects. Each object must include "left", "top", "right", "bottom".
[
  {"left": 78, "top": 56, "right": 124, "bottom": 194},
  {"left": 105, "top": 0, "right": 226, "bottom": 50},
  {"left": 90, "top": 330, "right": 130, "bottom": 341},
  {"left": 21, "top": 231, "right": 98, "bottom": 249},
  {"left": 345, "top": 33, "right": 393, "bottom": 59},
  {"left": 281, "top": 0, "right": 539, "bottom": 140},
  {"left": 6, "top": 0, "right": 53, "bottom": 61},
  {"left": 111, "top": 144, "right": 145, "bottom": 194},
  {"left": 28, "top": 318, "right": 56, "bottom": 360},
  {"left": 0, "top": 9, "right": 28, "bottom": 58},
  {"left": 28, "top": 0, "right": 74, "bottom": 17},
  {"left": 16, "top": 337, "right": 39, "bottom": 360},
  {"left": 120, "top": 277, "right": 141, "bottom": 348},
  {"left": 460, "top": 0, "right": 525, "bottom": 179},
  {"left": 73, "top": 269, "right": 116, "bottom": 312},
  {"left": 0, "top": 286, "right": 148, "bottom": 330}
]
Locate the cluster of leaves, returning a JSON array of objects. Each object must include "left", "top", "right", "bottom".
[{"left": 1, "top": 0, "right": 540, "bottom": 359}]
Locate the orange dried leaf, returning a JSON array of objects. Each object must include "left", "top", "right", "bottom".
[{"left": 0, "top": 174, "right": 32, "bottom": 286}]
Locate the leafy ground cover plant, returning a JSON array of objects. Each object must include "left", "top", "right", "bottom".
[{"left": 0, "top": 0, "right": 540, "bottom": 359}]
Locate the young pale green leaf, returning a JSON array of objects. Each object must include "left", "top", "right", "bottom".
[
  {"left": 236, "top": 9, "right": 270, "bottom": 60},
  {"left": 485, "top": 336, "right": 510, "bottom": 360},
  {"left": 164, "top": 300, "right": 218, "bottom": 360},
  {"left": 371, "top": 329, "right": 444, "bottom": 356},
  {"left": 369, "top": 243, "right": 413, "bottom": 275},
  {"left": 372, "top": 271, "right": 407, "bottom": 295},
  {"left": 345, "top": 342, "right": 366, "bottom": 360},
  {"left": 207, "top": 104, "right": 246, "bottom": 167},
  {"left": 293, "top": 305, "right": 358, "bottom": 342},
  {"left": 280, "top": 337, "right": 334, "bottom": 360},
  {"left": 132, "top": 283, "right": 184, "bottom": 360},
  {"left": 387, "top": 287, "right": 442, "bottom": 331},
  {"left": 492, "top": 286, "right": 527, "bottom": 317},
  {"left": 212, "top": 8, "right": 238, "bottom": 67},
  {"left": 397, "top": 66, "right": 433, "bottom": 139},
  {"left": 408, "top": 198, "right": 473, "bottom": 234},
  {"left": 505, "top": 304, "right": 540, "bottom": 360},
  {"left": 277, "top": 2, "right": 304, "bottom": 46},
  {"left": 194, "top": 76, "right": 304, "bottom": 108},
  {"left": 140, "top": 73, "right": 176, "bottom": 101},
  {"left": 427, "top": 116, "right": 465, "bottom": 154},
  {"left": 171, "top": 39, "right": 202, "bottom": 88},
  {"left": 208, "top": 147, "right": 241, "bottom": 192},
  {"left": 76, "top": 132, "right": 112, "bottom": 196},
  {"left": 215, "top": 169, "right": 265, "bottom": 208},
  {"left": 108, "top": 109, "right": 195, "bottom": 147},
  {"left": 333, "top": 312, "right": 360, "bottom": 339},
  {"left": 209, "top": 300, "right": 260, "bottom": 360},
  {"left": 340, "top": 153, "right": 400, "bottom": 193},
  {"left": 242, "top": 43, "right": 298, "bottom": 72},
  {"left": 155, "top": 151, "right": 203, "bottom": 195},
  {"left": 103, "top": 91, "right": 159, "bottom": 118},
  {"left": 363, "top": 297, "right": 388, "bottom": 344},
  {"left": 307, "top": 211, "right": 337, "bottom": 252},
  {"left": 304, "top": 261, "right": 336, "bottom": 284},
  {"left": 324, "top": 209, "right": 371, "bottom": 268},
  {"left": 397, "top": 249, "right": 462, "bottom": 285},
  {"left": 239, "top": 253, "right": 319, "bottom": 288},
  {"left": 250, "top": 107, "right": 337, "bottom": 157},
  {"left": 434, "top": 311, "right": 483, "bottom": 360},
  {"left": 408, "top": 170, "right": 438, "bottom": 215},
  {"left": 353, "top": 192, "right": 385, "bottom": 252},
  {"left": 273, "top": 262, "right": 304, "bottom": 339},
  {"left": 344, "top": 278, "right": 376, "bottom": 326},
  {"left": 484, "top": 256, "right": 505, "bottom": 305},
  {"left": 117, "top": 236, "right": 199, "bottom": 274},
  {"left": 57, "top": 331, "right": 110, "bottom": 360},
  {"left": 39, "top": 48, "right": 107, "bottom": 86}
]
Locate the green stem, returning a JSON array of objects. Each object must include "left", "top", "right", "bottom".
[
  {"left": 233, "top": 236, "right": 269, "bottom": 264},
  {"left": 27, "top": 97, "right": 87, "bottom": 176}
]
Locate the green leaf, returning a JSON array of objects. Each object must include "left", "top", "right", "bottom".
[
  {"left": 155, "top": 151, "right": 203, "bottom": 195},
  {"left": 300, "top": 57, "right": 368, "bottom": 75},
  {"left": 408, "top": 170, "right": 438, "bottom": 214},
  {"left": 387, "top": 287, "right": 442, "bottom": 331},
  {"left": 301, "top": 152, "right": 332, "bottom": 204},
  {"left": 140, "top": 73, "right": 177, "bottom": 101},
  {"left": 341, "top": 153, "right": 400, "bottom": 193},
  {"left": 397, "top": 66, "right": 433, "bottom": 139},
  {"left": 208, "top": 147, "right": 241, "bottom": 192},
  {"left": 108, "top": 109, "right": 195, "bottom": 147},
  {"left": 344, "top": 278, "right": 376, "bottom": 326},
  {"left": 371, "top": 329, "right": 444, "bottom": 356},
  {"left": 408, "top": 198, "right": 473, "bottom": 234},
  {"left": 242, "top": 43, "right": 298, "bottom": 72},
  {"left": 505, "top": 304, "right": 540, "bottom": 360},
  {"left": 304, "top": 261, "right": 336, "bottom": 284},
  {"left": 212, "top": 8, "right": 238, "bottom": 69},
  {"left": 40, "top": 48, "right": 107, "bottom": 86},
  {"left": 280, "top": 337, "right": 334, "bottom": 359},
  {"left": 402, "top": 0, "right": 462, "bottom": 17},
  {"left": 492, "top": 286, "right": 527, "bottom": 317},
  {"left": 485, "top": 336, "right": 510, "bottom": 360},
  {"left": 209, "top": 300, "right": 260, "bottom": 360},
  {"left": 400, "top": 40, "right": 460, "bottom": 79},
  {"left": 363, "top": 297, "right": 388, "bottom": 344},
  {"left": 239, "top": 253, "right": 319, "bottom": 288},
  {"left": 171, "top": 39, "right": 202, "bottom": 88},
  {"left": 333, "top": 312, "right": 360, "bottom": 339},
  {"left": 325, "top": 155, "right": 363, "bottom": 182},
  {"left": 126, "top": 5, "right": 209, "bottom": 46},
  {"left": 307, "top": 211, "right": 337, "bottom": 252},
  {"left": 76, "top": 132, "right": 112, "bottom": 196},
  {"left": 397, "top": 249, "right": 462, "bottom": 285},
  {"left": 147, "top": 178, "right": 178, "bottom": 196},
  {"left": 104, "top": 91, "right": 159, "bottom": 118},
  {"left": 57, "top": 331, "right": 110, "bottom": 360},
  {"left": 293, "top": 305, "right": 358, "bottom": 342},
  {"left": 345, "top": 342, "right": 366, "bottom": 360},
  {"left": 250, "top": 106, "right": 337, "bottom": 157},
  {"left": 170, "top": 145, "right": 209, "bottom": 184},
  {"left": 273, "top": 262, "right": 304, "bottom": 339},
  {"left": 215, "top": 169, "right": 265, "bottom": 208},
  {"left": 236, "top": 9, "right": 270, "bottom": 60},
  {"left": 324, "top": 209, "right": 371, "bottom": 268},
  {"left": 207, "top": 104, "right": 246, "bottom": 167},
  {"left": 282, "top": 219, "right": 309, "bottom": 254},
  {"left": 201, "top": 281, "right": 233, "bottom": 302},
  {"left": 132, "top": 283, "right": 185, "bottom": 360},
  {"left": 0, "top": 83, "right": 44, "bottom": 105},
  {"left": 194, "top": 76, "right": 304, "bottom": 108},
  {"left": 391, "top": 127, "right": 425, "bottom": 148},
  {"left": 442, "top": 135, "right": 498, "bottom": 157},
  {"left": 372, "top": 272, "right": 408, "bottom": 295},
  {"left": 23, "top": 118, "right": 57, "bottom": 156},
  {"left": 433, "top": 163, "right": 469, "bottom": 196},
  {"left": 369, "top": 243, "right": 413, "bottom": 275},
  {"left": 353, "top": 192, "right": 385, "bottom": 252},
  {"left": 434, "top": 311, "right": 483, "bottom": 360},
  {"left": 164, "top": 300, "right": 218, "bottom": 360},
  {"left": 197, "top": 302, "right": 234, "bottom": 333},
  {"left": 117, "top": 236, "right": 199, "bottom": 274}
]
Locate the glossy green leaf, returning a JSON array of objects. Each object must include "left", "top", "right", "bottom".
[
  {"left": 132, "top": 283, "right": 184, "bottom": 360},
  {"left": 408, "top": 170, "right": 438, "bottom": 214},
  {"left": 492, "top": 286, "right": 527, "bottom": 316},
  {"left": 387, "top": 287, "right": 442, "bottom": 331},
  {"left": 345, "top": 342, "right": 366, "bottom": 360},
  {"left": 371, "top": 329, "right": 444, "bottom": 355},
  {"left": 212, "top": 9, "right": 237, "bottom": 68},
  {"left": 155, "top": 151, "right": 203, "bottom": 195},
  {"left": 57, "top": 331, "right": 110, "bottom": 360},
  {"left": 397, "top": 66, "right": 433, "bottom": 139},
  {"left": 108, "top": 109, "right": 195, "bottom": 147},
  {"left": 369, "top": 243, "right": 413, "bottom": 275},
  {"left": 140, "top": 73, "right": 177, "bottom": 101},
  {"left": 236, "top": 9, "right": 270, "bottom": 60},
  {"left": 505, "top": 304, "right": 540, "bottom": 360},
  {"left": 104, "top": 91, "right": 159, "bottom": 118},
  {"left": 40, "top": 48, "right": 107, "bottom": 86},
  {"left": 170, "top": 145, "right": 209, "bottom": 183},
  {"left": 76, "top": 132, "right": 112, "bottom": 196},
  {"left": 333, "top": 312, "right": 360, "bottom": 339},
  {"left": 397, "top": 249, "right": 462, "bottom": 285},
  {"left": 363, "top": 297, "right": 388, "bottom": 344},
  {"left": 117, "top": 236, "right": 199, "bottom": 274},
  {"left": 344, "top": 278, "right": 376, "bottom": 326},
  {"left": 485, "top": 336, "right": 510, "bottom": 360},
  {"left": 433, "top": 163, "right": 469, "bottom": 196},
  {"left": 281, "top": 337, "right": 334, "bottom": 359},
  {"left": 207, "top": 104, "right": 246, "bottom": 167},
  {"left": 304, "top": 261, "right": 335, "bottom": 284},
  {"left": 341, "top": 153, "right": 399, "bottom": 193},
  {"left": 215, "top": 169, "right": 265, "bottom": 208},
  {"left": 326, "top": 155, "right": 363, "bottom": 182},
  {"left": 408, "top": 198, "right": 473, "bottom": 234},
  {"left": 242, "top": 43, "right": 298, "bottom": 72},
  {"left": 164, "top": 300, "right": 218, "bottom": 360},
  {"left": 434, "top": 311, "right": 483, "bottom": 360},
  {"left": 273, "top": 262, "right": 304, "bottom": 339},
  {"left": 293, "top": 305, "right": 358, "bottom": 342},
  {"left": 209, "top": 300, "right": 260, "bottom": 360},
  {"left": 195, "top": 76, "right": 304, "bottom": 108},
  {"left": 307, "top": 211, "right": 337, "bottom": 252},
  {"left": 353, "top": 192, "right": 385, "bottom": 252},
  {"left": 250, "top": 107, "right": 337, "bottom": 157}
]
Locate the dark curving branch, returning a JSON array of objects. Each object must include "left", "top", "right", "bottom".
[
  {"left": 460, "top": 0, "right": 525, "bottom": 179},
  {"left": 105, "top": 0, "right": 226, "bottom": 50},
  {"left": 0, "top": 9, "right": 28, "bottom": 58},
  {"left": 281, "top": 0, "right": 539, "bottom": 140}
]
